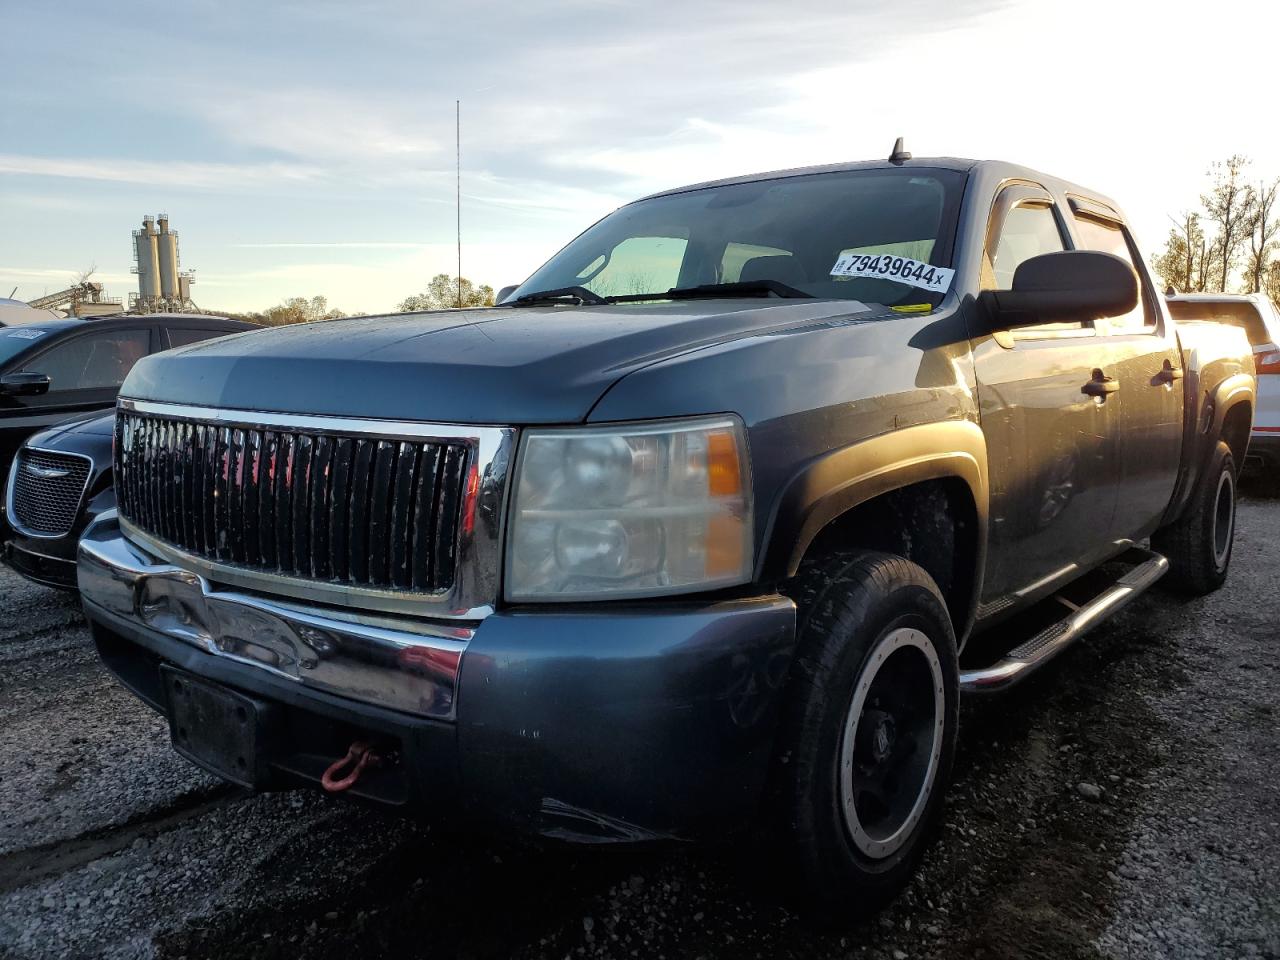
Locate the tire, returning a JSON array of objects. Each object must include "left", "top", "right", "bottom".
[
  {"left": 772, "top": 551, "right": 959, "bottom": 917},
  {"left": 1153, "top": 440, "right": 1237, "bottom": 596}
]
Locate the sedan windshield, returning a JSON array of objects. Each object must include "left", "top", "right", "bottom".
[{"left": 510, "top": 167, "right": 966, "bottom": 307}]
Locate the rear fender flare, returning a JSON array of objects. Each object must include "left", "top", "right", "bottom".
[{"left": 1166, "top": 372, "right": 1255, "bottom": 526}]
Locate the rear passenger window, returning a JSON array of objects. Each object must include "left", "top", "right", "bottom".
[
  {"left": 167, "top": 327, "right": 229, "bottom": 348},
  {"left": 1072, "top": 215, "right": 1154, "bottom": 333}
]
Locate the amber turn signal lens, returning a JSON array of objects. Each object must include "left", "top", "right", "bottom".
[{"left": 707, "top": 430, "right": 742, "bottom": 496}]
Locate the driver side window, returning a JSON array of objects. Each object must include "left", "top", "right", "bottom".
[
  {"left": 986, "top": 204, "right": 1066, "bottom": 290},
  {"left": 19, "top": 329, "right": 151, "bottom": 392},
  {"left": 984, "top": 196, "right": 1085, "bottom": 334}
]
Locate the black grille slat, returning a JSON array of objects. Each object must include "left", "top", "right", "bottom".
[
  {"left": 328, "top": 437, "right": 354, "bottom": 582},
  {"left": 275, "top": 432, "right": 296, "bottom": 574},
  {"left": 9, "top": 449, "right": 92, "bottom": 536},
  {"left": 411, "top": 445, "right": 442, "bottom": 590},
  {"left": 178, "top": 422, "right": 194, "bottom": 551},
  {"left": 309, "top": 435, "right": 333, "bottom": 580},
  {"left": 291, "top": 434, "right": 313, "bottom": 577},
  {"left": 227, "top": 428, "right": 246, "bottom": 564},
  {"left": 213, "top": 427, "right": 231, "bottom": 561},
  {"left": 201, "top": 424, "right": 218, "bottom": 556},
  {"left": 243, "top": 429, "right": 262, "bottom": 565},
  {"left": 259, "top": 431, "right": 278, "bottom": 569},
  {"left": 113, "top": 411, "right": 468, "bottom": 594},
  {"left": 433, "top": 445, "right": 467, "bottom": 588},
  {"left": 367, "top": 441, "right": 397, "bottom": 586},
  {"left": 348, "top": 439, "right": 374, "bottom": 585},
  {"left": 390, "top": 442, "right": 419, "bottom": 588}
]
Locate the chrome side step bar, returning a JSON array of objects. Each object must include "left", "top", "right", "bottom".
[{"left": 959, "top": 549, "right": 1169, "bottom": 693}]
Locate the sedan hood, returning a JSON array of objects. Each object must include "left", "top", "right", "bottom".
[{"left": 122, "top": 300, "right": 882, "bottom": 424}]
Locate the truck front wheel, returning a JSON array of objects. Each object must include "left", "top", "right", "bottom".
[
  {"left": 1153, "top": 439, "right": 1237, "bottom": 596},
  {"left": 774, "top": 552, "right": 959, "bottom": 916}
]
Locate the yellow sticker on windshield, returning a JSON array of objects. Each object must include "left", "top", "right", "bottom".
[{"left": 891, "top": 304, "right": 933, "bottom": 313}]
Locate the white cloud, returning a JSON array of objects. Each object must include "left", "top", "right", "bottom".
[
  {"left": 198, "top": 89, "right": 442, "bottom": 165},
  {"left": 0, "top": 155, "right": 324, "bottom": 190}
]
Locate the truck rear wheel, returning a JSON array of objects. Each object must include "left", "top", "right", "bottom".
[
  {"left": 1153, "top": 440, "right": 1236, "bottom": 596},
  {"left": 773, "top": 551, "right": 959, "bottom": 917}
]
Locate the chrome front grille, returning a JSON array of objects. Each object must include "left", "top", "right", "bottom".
[
  {"left": 8, "top": 448, "right": 92, "bottom": 536},
  {"left": 115, "top": 408, "right": 473, "bottom": 596}
]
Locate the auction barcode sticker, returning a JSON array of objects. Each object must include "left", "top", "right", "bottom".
[{"left": 830, "top": 253, "right": 954, "bottom": 293}]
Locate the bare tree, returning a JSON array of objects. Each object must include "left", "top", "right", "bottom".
[
  {"left": 1201, "top": 156, "right": 1258, "bottom": 293},
  {"left": 1154, "top": 212, "right": 1207, "bottom": 292},
  {"left": 398, "top": 275, "right": 494, "bottom": 312},
  {"left": 1244, "top": 178, "right": 1279, "bottom": 294},
  {"left": 1266, "top": 261, "right": 1280, "bottom": 309}
]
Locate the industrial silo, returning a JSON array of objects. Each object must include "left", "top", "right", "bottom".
[
  {"left": 157, "top": 215, "right": 180, "bottom": 301},
  {"left": 134, "top": 217, "right": 161, "bottom": 302}
]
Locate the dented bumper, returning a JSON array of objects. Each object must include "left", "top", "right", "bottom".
[{"left": 80, "top": 516, "right": 797, "bottom": 841}]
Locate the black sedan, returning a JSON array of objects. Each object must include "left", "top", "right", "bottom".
[
  {"left": 0, "top": 313, "right": 254, "bottom": 484},
  {"left": 2, "top": 313, "right": 255, "bottom": 588},
  {"left": 4, "top": 413, "right": 115, "bottom": 588}
]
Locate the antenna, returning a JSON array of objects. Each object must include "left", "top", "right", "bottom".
[
  {"left": 456, "top": 99, "right": 462, "bottom": 309},
  {"left": 888, "top": 137, "right": 912, "bottom": 165}
]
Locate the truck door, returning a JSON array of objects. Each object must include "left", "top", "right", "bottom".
[
  {"left": 970, "top": 184, "right": 1125, "bottom": 610},
  {"left": 1067, "top": 199, "right": 1184, "bottom": 542}
]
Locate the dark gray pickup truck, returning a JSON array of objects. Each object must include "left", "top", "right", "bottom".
[{"left": 77, "top": 155, "right": 1254, "bottom": 913}]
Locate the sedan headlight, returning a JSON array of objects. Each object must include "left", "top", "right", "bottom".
[{"left": 506, "top": 416, "right": 753, "bottom": 600}]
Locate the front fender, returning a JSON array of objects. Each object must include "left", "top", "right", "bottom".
[{"left": 757, "top": 418, "right": 989, "bottom": 592}]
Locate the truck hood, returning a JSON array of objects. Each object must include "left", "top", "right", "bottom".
[{"left": 122, "top": 299, "right": 884, "bottom": 424}]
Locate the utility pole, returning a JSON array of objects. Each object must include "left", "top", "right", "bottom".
[{"left": 456, "top": 99, "right": 462, "bottom": 309}]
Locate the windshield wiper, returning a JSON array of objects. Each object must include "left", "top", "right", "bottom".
[
  {"left": 640, "top": 281, "right": 808, "bottom": 300},
  {"left": 509, "top": 285, "right": 610, "bottom": 306}
]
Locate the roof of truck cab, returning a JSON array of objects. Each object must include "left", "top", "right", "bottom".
[{"left": 639, "top": 157, "right": 1122, "bottom": 213}]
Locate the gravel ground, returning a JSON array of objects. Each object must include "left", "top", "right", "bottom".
[{"left": 0, "top": 485, "right": 1276, "bottom": 960}]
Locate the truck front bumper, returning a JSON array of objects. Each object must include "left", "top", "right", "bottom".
[{"left": 79, "top": 517, "right": 797, "bottom": 841}]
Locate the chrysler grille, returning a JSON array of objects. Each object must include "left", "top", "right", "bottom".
[
  {"left": 9, "top": 449, "right": 92, "bottom": 536},
  {"left": 114, "top": 411, "right": 470, "bottom": 593}
]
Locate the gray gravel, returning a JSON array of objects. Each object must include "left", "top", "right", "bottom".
[
  {"left": 1096, "top": 494, "right": 1280, "bottom": 959},
  {"left": 0, "top": 487, "right": 1277, "bottom": 959}
]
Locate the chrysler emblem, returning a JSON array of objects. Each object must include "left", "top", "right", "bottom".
[{"left": 25, "top": 462, "right": 71, "bottom": 480}]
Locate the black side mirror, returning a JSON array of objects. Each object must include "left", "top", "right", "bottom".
[
  {"left": 980, "top": 250, "right": 1138, "bottom": 328},
  {"left": 0, "top": 372, "right": 52, "bottom": 397},
  {"left": 495, "top": 285, "right": 519, "bottom": 305}
]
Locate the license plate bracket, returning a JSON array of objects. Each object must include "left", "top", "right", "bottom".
[{"left": 161, "top": 666, "right": 270, "bottom": 789}]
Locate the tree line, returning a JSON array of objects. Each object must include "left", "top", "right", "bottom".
[
  {"left": 215, "top": 274, "right": 496, "bottom": 326},
  {"left": 1152, "top": 155, "right": 1279, "bottom": 304}
]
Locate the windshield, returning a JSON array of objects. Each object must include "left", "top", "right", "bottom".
[{"left": 511, "top": 167, "right": 966, "bottom": 307}]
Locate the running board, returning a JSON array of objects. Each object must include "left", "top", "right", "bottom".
[{"left": 959, "top": 549, "right": 1169, "bottom": 693}]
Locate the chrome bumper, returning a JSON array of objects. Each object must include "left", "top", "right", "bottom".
[{"left": 78, "top": 515, "right": 471, "bottom": 720}]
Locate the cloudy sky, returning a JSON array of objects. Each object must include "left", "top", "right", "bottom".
[{"left": 2, "top": 0, "right": 1277, "bottom": 314}]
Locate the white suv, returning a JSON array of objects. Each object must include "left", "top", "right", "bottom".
[{"left": 1167, "top": 293, "right": 1280, "bottom": 477}]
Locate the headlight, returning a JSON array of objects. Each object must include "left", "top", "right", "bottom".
[{"left": 506, "top": 416, "right": 753, "bottom": 600}]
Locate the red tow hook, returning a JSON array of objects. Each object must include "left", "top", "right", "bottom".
[{"left": 321, "top": 739, "right": 382, "bottom": 793}]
